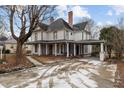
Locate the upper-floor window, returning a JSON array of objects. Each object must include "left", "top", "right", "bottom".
[
  {"left": 54, "top": 32, "right": 57, "bottom": 40},
  {"left": 66, "top": 31, "right": 69, "bottom": 40},
  {"left": 82, "top": 32, "right": 83, "bottom": 40},
  {"left": 41, "top": 32, "right": 43, "bottom": 40},
  {"left": 35, "top": 32, "right": 38, "bottom": 41},
  {"left": 70, "top": 32, "right": 72, "bottom": 35}
]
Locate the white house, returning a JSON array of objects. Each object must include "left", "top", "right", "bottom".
[{"left": 28, "top": 11, "right": 105, "bottom": 61}]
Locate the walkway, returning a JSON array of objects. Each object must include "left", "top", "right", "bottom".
[{"left": 26, "top": 56, "right": 42, "bottom": 66}]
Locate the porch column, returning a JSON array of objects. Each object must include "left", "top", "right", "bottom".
[
  {"left": 59, "top": 44, "right": 61, "bottom": 55},
  {"left": 79, "top": 44, "right": 81, "bottom": 55},
  {"left": 46, "top": 44, "right": 48, "bottom": 55},
  {"left": 40, "top": 44, "right": 42, "bottom": 55},
  {"left": 100, "top": 43, "right": 105, "bottom": 61},
  {"left": 55, "top": 43, "right": 57, "bottom": 56},
  {"left": 31, "top": 45, "right": 34, "bottom": 55},
  {"left": 66, "top": 43, "right": 69, "bottom": 57},
  {"left": 105, "top": 44, "right": 108, "bottom": 58},
  {"left": 38, "top": 44, "right": 41, "bottom": 56},
  {"left": 74, "top": 43, "right": 76, "bottom": 56}
]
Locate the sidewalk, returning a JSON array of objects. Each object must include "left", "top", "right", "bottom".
[{"left": 26, "top": 56, "right": 43, "bottom": 66}]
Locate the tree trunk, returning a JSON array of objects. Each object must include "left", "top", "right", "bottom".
[
  {"left": 16, "top": 41, "right": 25, "bottom": 64},
  {"left": 108, "top": 47, "right": 112, "bottom": 58}
]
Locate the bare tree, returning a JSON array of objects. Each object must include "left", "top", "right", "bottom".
[
  {"left": 83, "top": 17, "right": 95, "bottom": 32},
  {"left": 112, "top": 17, "right": 124, "bottom": 59},
  {"left": 0, "top": 5, "right": 56, "bottom": 64}
]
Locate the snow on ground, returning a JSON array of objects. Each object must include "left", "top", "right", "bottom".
[
  {"left": 88, "top": 60, "right": 101, "bottom": 65},
  {"left": 79, "top": 69, "right": 90, "bottom": 75},
  {"left": 88, "top": 68, "right": 100, "bottom": 75},
  {"left": 0, "top": 58, "right": 116, "bottom": 88},
  {"left": 106, "top": 64, "right": 117, "bottom": 82},
  {"left": 78, "top": 59, "right": 89, "bottom": 62},
  {"left": 52, "top": 76, "right": 71, "bottom": 88},
  {"left": 0, "top": 84, "right": 5, "bottom": 88},
  {"left": 25, "top": 82, "right": 38, "bottom": 88},
  {"left": 78, "top": 58, "right": 101, "bottom": 65},
  {"left": 69, "top": 72, "right": 98, "bottom": 88},
  {"left": 42, "top": 78, "right": 50, "bottom": 88},
  {"left": 43, "top": 66, "right": 58, "bottom": 77}
]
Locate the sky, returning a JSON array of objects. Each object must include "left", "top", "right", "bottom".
[
  {"left": 55, "top": 5, "right": 124, "bottom": 26},
  {"left": 1, "top": 5, "right": 124, "bottom": 37}
]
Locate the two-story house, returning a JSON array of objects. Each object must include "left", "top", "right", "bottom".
[{"left": 29, "top": 11, "right": 105, "bottom": 61}]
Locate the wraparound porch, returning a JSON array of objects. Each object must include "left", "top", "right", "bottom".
[{"left": 28, "top": 40, "right": 106, "bottom": 61}]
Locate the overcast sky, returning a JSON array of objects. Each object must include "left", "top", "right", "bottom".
[{"left": 55, "top": 5, "right": 124, "bottom": 26}]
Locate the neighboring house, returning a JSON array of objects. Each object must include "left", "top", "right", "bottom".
[
  {"left": 4, "top": 37, "right": 32, "bottom": 54},
  {"left": 28, "top": 11, "right": 105, "bottom": 61}
]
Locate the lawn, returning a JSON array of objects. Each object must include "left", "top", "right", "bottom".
[{"left": 0, "top": 54, "right": 34, "bottom": 74}]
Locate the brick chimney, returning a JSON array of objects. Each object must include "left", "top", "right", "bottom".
[{"left": 68, "top": 11, "right": 73, "bottom": 27}]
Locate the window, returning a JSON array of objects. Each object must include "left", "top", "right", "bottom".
[
  {"left": 35, "top": 32, "right": 38, "bottom": 41},
  {"left": 54, "top": 32, "right": 57, "bottom": 40},
  {"left": 66, "top": 31, "right": 69, "bottom": 40},
  {"left": 10, "top": 44, "right": 14, "bottom": 49},
  {"left": 41, "top": 32, "right": 43, "bottom": 40},
  {"left": 82, "top": 32, "right": 83, "bottom": 40},
  {"left": 70, "top": 32, "right": 72, "bottom": 35}
]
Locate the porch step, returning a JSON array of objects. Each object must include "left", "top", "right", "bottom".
[{"left": 26, "top": 56, "right": 42, "bottom": 66}]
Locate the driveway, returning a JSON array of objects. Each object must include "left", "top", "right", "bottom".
[{"left": 0, "top": 57, "right": 117, "bottom": 88}]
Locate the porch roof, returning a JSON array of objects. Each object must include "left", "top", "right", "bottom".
[{"left": 27, "top": 39, "right": 105, "bottom": 45}]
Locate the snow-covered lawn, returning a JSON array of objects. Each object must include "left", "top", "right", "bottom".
[{"left": 0, "top": 58, "right": 117, "bottom": 88}]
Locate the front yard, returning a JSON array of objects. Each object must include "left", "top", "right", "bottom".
[
  {"left": 32, "top": 55, "right": 69, "bottom": 64},
  {"left": 0, "top": 57, "right": 117, "bottom": 88},
  {"left": 0, "top": 54, "right": 34, "bottom": 74}
]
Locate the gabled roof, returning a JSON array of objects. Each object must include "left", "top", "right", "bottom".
[
  {"left": 4, "top": 36, "right": 16, "bottom": 44},
  {"left": 47, "top": 18, "right": 73, "bottom": 31},
  {"left": 38, "top": 23, "right": 48, "bottom": 31},
  {"left": 0, "top": 36, "right": 8, "bottom": 41},
  {"left": 73, "top": 21, "right": 88, "bottom": 31},
  {"left": 34, "top": 18, "right": 90, "bottom": 33}
]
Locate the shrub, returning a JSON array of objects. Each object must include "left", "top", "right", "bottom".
[
  {"left": 5, "top": 49, "right": 10, "bottom": 54},
  {"left": 26, "top": 50, "right": 31, "bottom": 54},
  {"left": 91, "top": 52, "right": 99, "bottom": 57}
]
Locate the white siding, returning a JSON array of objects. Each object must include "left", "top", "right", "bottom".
[
  {"left": 57, "top": 30, "right": 65, "bottom": 40},
  {"left": 64, "top": 31, "right": 69, "bottom": 40},
  {"left": 83, "top": 32, "right": 86, "bottom": 40},
  {"left": 74, "top": 32, "right": 82, "bottom": 41},
  {"left": 48, "top": 32, "right": 54, "bottom": 40},
  {"left": 31, "top": 29, "right": 91, "bottom": 41},
  {"left": 43, "top": 32, "right": 47, "bottom": 40},
  {"left": 31, "top": 33, "right": 34, "bottom": 41},
  {"left": 37, "top": 31, "right": 41, "bottom": 40},
  {"left": 68, "top": 32, "right": 73, "bottom": 40}
]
